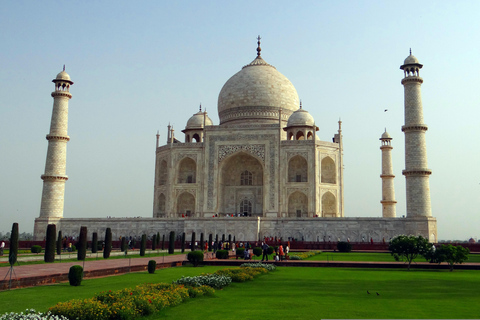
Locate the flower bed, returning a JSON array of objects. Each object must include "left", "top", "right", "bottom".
[{"left": 288, "top": 250, "right": 321, "bottom": 260}]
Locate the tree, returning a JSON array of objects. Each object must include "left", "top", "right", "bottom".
[
  {"left": 156, "top": 232, "right": 160, "bottom": 248},
  {"left": 9, "top": 223, "right": 19, "bottom": 266},
  {"left": 200, "top": 233, "right": 204, "bottom": 252},
  {"left": 121, "top": 237, "right": 127, "bottom": 252},
  {"left": 44, "top": 224, "right": 56, "bottom": 263},
  {"left": 140, "top": 234, "right": 146, "bottom": 256},
  {"left": 181, "top": 232, "right": 186, "bottom": 253},
  {"left": 162, "top": 234, "right": 165, "bottom": 250},
  {"left": 152, "top": 234, "right": 157, "bottom": 250},
  {"left": 389, "top": 235, "right": 431, "bottom": 270},
  {"left": 168, "top": 231, "right": 175, "bottom": 254},
  {"left": 208, "top": 234, "right": 213, "bottom": 251},
  {"left": 77, "top": 226, "right": 87, "bottom": 261},
  {"left": 92, "top": 232, "right": 98, "bottom": 254},
  {"left": 436, "top": 244, "right": 470, "bottom": 271},
  {"left": 104, "top": 228, "right": 112, "bottom": 259},
  {"left": 56, "top": 230, "right": 62, "bottom": 256},
  {"left": 191, "top": 232, "right": 196, "bottom": 251}
]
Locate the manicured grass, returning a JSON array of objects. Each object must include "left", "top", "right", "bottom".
[
  {"left": 154, "top": 267, "right": 480, "bottom": 319},
  {"left": 0, "top": 265, "right": 225, "bottom": 314},
  {"left": 301, "top": 251, "right": 480, "bottom": 263},
  {"left": 2, "top": 265, "right": 480, "bottom": 319}
]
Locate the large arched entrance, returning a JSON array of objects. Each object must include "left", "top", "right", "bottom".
[{"left": 219, "top": 152, "right": 263, "bottom": 216}]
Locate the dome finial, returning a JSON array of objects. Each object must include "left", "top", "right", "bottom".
[
  {"left": 199, "top": 103, "right": 202, "bottom": 112},
  {"left": 409, "top": 48, "right": 412, "bottom": 55},
  {"left": 256, "top": 35, "right": 262, "bottom": 57},
  {"left": 63, "top": 64, "right": 65, "bottom": 71},
  {"left": 299, "top": 100, "right": 302, "bottom": 109}
]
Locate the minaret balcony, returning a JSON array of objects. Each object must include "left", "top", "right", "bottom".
[
  {"left": 401, "top": 124, "right": 428, "bottom": 132},
  {"left": 402, "top": 169, "right": 432, "bottom": 176}
]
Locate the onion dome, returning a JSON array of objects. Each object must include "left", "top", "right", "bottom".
[
  {"left": 217, "top": 37, "right": 299, "bottom": 125},
  {"left": 400, "top": 49, "right": 423, "bottom": 70}
]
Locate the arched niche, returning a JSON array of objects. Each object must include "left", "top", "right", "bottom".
[
  {"left": 288, "top": 191, "right": 308, "bottom": 217},
  {"left": 322, "top": 192, "right": 337, "bottom": 217},
  {"left": 178, "top": 157, "right": 196, "bottom": 183},
  {"left": 177, "top": 192, "right": 195, "bottom": 217},
  {"left": 288, "top": 155, "right": 308, "bottom": 182},
  {"left": 321, "top": 157, "right": 336, "bottom": 184}
]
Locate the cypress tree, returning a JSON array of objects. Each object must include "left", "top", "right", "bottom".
[
  {"left": 103, "top": 228, "right": 112, "bottom": 259},
  {"left": 208, "top": 234, "right": 213, "bottom": 251},
  {"left": 9, "top": 223, "right": 19, "bottom": 266},
  {"left": 92, "top": 232, "right": 98, "bottom": 253},
  {"left": 216, "top": 234, "right": 219, "bottom": 243},
  {"left": 191, "top": 232, "right": 196, "bottom": 251},
  {"left": 44, "top": 224, "right": 56, "bottom": 263},
  {"left": 152, "top": 234, "right": 156, "bottom": 250},
  {"left": 56, "top": 230, "right": 62, "bottom": 256},
  {"left": 77, "top": 226, "right": 87, "bottom": 261},
  {"left": 181, "top": 232, "right": 186, "bottom": 253},
  {"left": 168, "top": 231, "right": 175, "bottom": 254},
  {"left": 222, "top": 234, "right": 225, "bottom": 242},
  {"left": 140, "top": 234, "right": 146, "bottom": 256},
  {"left": 200, "top": 233, "right": 204, "bottom": 252},
  {"left": 162, "top": 234, "right": 165, "bottom": 250},
  {"left": 156, "top": 232, "right": 160, "bottom": 247},
  {"left": 121, "top": 236, "right": 127, "bottom": 252}
]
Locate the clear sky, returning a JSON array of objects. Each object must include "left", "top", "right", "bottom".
[{"left": 1, "top": 1, "right": 479, "bottom": 241}]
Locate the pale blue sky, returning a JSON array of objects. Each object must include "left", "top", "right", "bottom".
[{"left": 1, "top": 1, "right": 479, "bottom": 240}]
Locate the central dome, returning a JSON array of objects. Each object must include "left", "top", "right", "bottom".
[{"left": 218, "top": 48, "right": 299, "bottom": 126}]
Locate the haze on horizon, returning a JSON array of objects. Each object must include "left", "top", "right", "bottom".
[{"left": 1, "top": 1, "right": 479, "bottom": 241}]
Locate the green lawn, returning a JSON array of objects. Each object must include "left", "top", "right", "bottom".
[{"left": 2, "top": 265, "right": 480, "bottom": 319}]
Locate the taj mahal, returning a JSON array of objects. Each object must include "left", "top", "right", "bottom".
[{"left": 33, "top": 39, "right": 437, "bottom": 242}]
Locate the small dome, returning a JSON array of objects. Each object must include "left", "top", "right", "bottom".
[
  {"left": 287, "top": 107, "right": 315, "bottom": 127},
  {"left": 380, "top": 130, "right": 392, "bottom": 140},
  {"left": 185, "top": 111, "right": 213, "bottom": 130},
  {"left": 404, "top": 54, "right": 419, "bottom": 65},
  {"left": 56, "top": 70, "right": 71, "bottom": 81}
]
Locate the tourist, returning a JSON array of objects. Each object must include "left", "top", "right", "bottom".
[
  {"left": 279, "top": 244, "right": 284, "bottom": 261},
  {"left": 0, "top": 241, "right": 4, "bottom": 256},
  {"left": 261, "top": 242, "right": 269, "bottom": 261},
  {"left": 285, "top": 244, "right": 289, "bottom": 259},
  {"left": 244, "top": 247, "right": 250, "bottom": 260}
]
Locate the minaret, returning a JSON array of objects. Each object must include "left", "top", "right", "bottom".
[
  {"left": 39, "top": 66, "right": 73, "bottom": 220},
  {"left": 400, "top": 50, "right": 432, "bottom": 217},
  {"left": 380, "top": 129, "right": 396, "bottom": 217}
]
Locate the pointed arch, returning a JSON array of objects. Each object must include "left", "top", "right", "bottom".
[
  {"left": 296, "top": 131, "right": 305, "bottom": 140},
  {"left": 288, "top": 155, "right": 308, "bottom": 182},
  {"left": 192, "top": 133, "right": 201, "bottom": 142},
  {"left": 177, "top": 192, "right": 195, "bottom": 217},
  {"left": 159, "top": 160, "right": 167, "bottom": 185},
  {"left": 322, "top": 192, "right": 337, "bottom": 217},
  {"left": 178, "top": 157, "right": 196, "bottom": 183},
  {"left": 288, "top": 191, "right": 308, "bottom": 217},
  {"left": 321, "top": 156, "right": 336, "bottom": 184}
]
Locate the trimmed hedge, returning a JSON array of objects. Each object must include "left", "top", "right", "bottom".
[
  {"left": 44, "top": 224, "right": 56, "bottom": 263},
  {"left": 187, "top": 250, "right": 204, "bottom": 267},
  {"left": 68, "top": 265, "right": 83, "bottom": 286},
  {"left": 215, "top": 249, "right": 229, "bottom": 259},
  {"left": 31, "top": 245, "right": 42, "bottom": 254},
  {"left": 148, "top": 260, "right": 156, "bottom": 274},
  {"left": 103, "top": 228, "right": 112, "bottom": 259},
  {"left": 337, "top": 241, "right": 352, "bottom": 252}
]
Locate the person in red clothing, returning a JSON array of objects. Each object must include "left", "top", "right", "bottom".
[{"left": 279, "top": 244, "right": 284, "bottom": 261}]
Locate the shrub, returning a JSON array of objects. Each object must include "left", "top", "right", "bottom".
[
  {"left": 68, "top": 265, "right": 83, "bottom": 286},
  {"left": 267, "top": 246, "right": 274, "bottom": 255},
  {"left": 148, "top": 260, "right": 156, "bottom": 273},
  {"left": 191, "top": 232, "right": 196, "bottom": 251},
  {"left": 152, "top": 234, "right": 157, "bottom": 250},
  {"left": 31, "top": 245, "right": 42, "bottom": 253},
  {"left": 215, "top": 249, "right": 229, "bottom": 259},
  {"left": 337, "top": 241, "right": 352, "bottom": 252},
  {"left": 0, "top": 309, "right": 69, "bottom": 320},
  {"left": 121, "top": 236, "right": 127, "bottom": 252},
  {"left": 240, "top": 262, "right": 277, "bottom": 271},
  {"left": 236, "top": 247, "right": 245, "bottom": 258},
  {"left": 253, "top": 247, "right": 262, "bottom": 257},
  {"left": 44, "top": 224, "right": 56, "bottom": 262},
  {"left": 173, "top": 274, "right": 232, "bottom": 289},
  {"left": 187, "top": 250, "right": 204, "bottom": 267},
  {"left": 181, "top": 232, "right": 186, "bottom": 253}
]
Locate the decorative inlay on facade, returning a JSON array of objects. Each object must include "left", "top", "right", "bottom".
[
  {"left": 175, "top": 188, "right": 197, "bottom": 197},
  {"left": 286, "top": 188, "right": 310, "bottom": 196},
  {"left": 218, "top": 144, "right": 265, "bottom": 164},
  {"left": 287, "top": 152, "right": 308, "bottom": 162},
  {"left": 207, "top": 133, "right": 277, "bottom": 210},
  {"left": 176, "top": 153, "right": 198, "bottom": 163}
]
